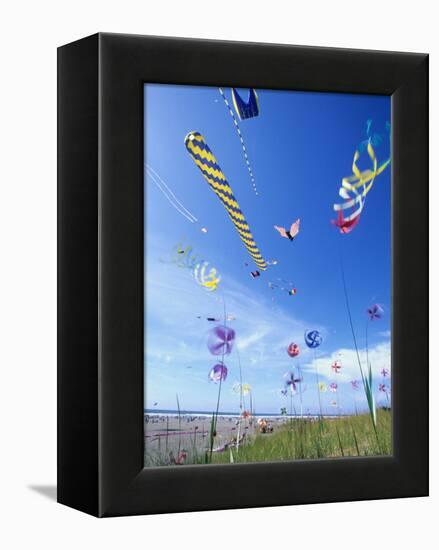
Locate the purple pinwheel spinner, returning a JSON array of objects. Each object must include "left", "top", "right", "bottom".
[
  {"left": 284, "top": 371, "right": 302, "bottom": 394},
  {"left": 367, "top": 304, "right": 384, "bottom": 320},
  {"left": 207, "top": 325, "right": 235, "bottom": 356},
  {"left": 208, "top": 363, "right": 228, "bottom": 383}
]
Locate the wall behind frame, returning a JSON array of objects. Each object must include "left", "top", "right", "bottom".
[{"left": 0, "top": 0, "right": 435, "bottom": 549}]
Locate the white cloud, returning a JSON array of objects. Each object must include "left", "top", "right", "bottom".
[
  {"left": 144, "top": 238, "right": 325, "bottom": 374},
  {"left": 237, "top": 329, "right": 270, "bottom": 351},
  {"left": 302, "top": 340, "right": 391, "bottom": 382}
]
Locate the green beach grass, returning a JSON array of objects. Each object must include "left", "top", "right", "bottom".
[
  {"left": 144, "top": 410, "right": 391, "bottom": 467},
  {"left": 207, "top": 410, "right": 391, "bottom": 464}
]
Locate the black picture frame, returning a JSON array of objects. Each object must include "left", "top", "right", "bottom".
[{"left": 58, "top": 33, "right": 428, "bottom": 517}]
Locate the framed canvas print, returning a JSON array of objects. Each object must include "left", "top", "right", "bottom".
[{"left": 58, "top": 33, "right": 428, "bottom": 517}]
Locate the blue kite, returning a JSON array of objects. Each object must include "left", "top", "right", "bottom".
[{"left": 231, "top": 88, "right": 260, "bottom": 120}]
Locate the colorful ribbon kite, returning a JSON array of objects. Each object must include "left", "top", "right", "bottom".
[
  {"left": 193, "top": 261, "right": 221, "bottom": 292},
  {"left": 169, "top": 243, "right": 221, "bottom": 292},
  {"left": 184, "top": 131, "right": 267, "bottom": 271},
  {"left": 332, "top": 138, "right": 391, "bottom": 233}
]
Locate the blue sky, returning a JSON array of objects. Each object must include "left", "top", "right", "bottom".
[{"left": 144, "top": 84, "right": 391, "bottom": 415}]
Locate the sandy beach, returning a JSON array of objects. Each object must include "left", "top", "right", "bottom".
[{"left": 144, "top": 414, "right": 288, "bottom": 465}]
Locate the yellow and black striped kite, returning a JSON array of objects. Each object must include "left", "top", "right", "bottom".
[{"left": 184, "top": 131, "right": 267, "bottom": 271}]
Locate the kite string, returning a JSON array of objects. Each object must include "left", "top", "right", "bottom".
[
  {"left": 235, "top": 346, "right": 244, "bottom": 454},
  {"left": 338, "top": 241, "right": 381, "bottom": 447},
  {"left": 209, "top": 292, "right": 228, "bottom": 459},
  {"left": 146, "top": 164, "right": 197, "bottom": 221},
  {"left": 145, "top": 168, "right": 196, "bottom": 224},
  {"left": 338, "top": 243, "right": 365, "bottom": 382},
  {"left": 314, "top": 349, "right": 323, "bottom": 424},
  {"left": 218, "top": 87, "right": 259, "bottom": 196},
  {"left": 145, "top": 164, "right": 198, "bottom": 223}
]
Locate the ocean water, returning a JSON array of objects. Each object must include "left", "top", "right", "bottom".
[{"left": 144, "top": 408, "right": 345, "bottom": 418}]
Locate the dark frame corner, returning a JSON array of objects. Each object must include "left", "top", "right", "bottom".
[{"left": 58, "top": 33, "right": 428, "bottom": 517}]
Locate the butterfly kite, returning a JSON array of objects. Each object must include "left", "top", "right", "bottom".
[{"left": 274, "top": 218, "right": 301, "bottom": 241}]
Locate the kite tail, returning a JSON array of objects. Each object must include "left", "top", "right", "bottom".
[
  {"left": 184, "top": 131, "right": 267, "bottom": 271},
  {"left": 145, "top": 164, "right": 198, "bottom": 223},
  {"left": 218, "top": 88, "right": 259, "bottom": 196}
]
